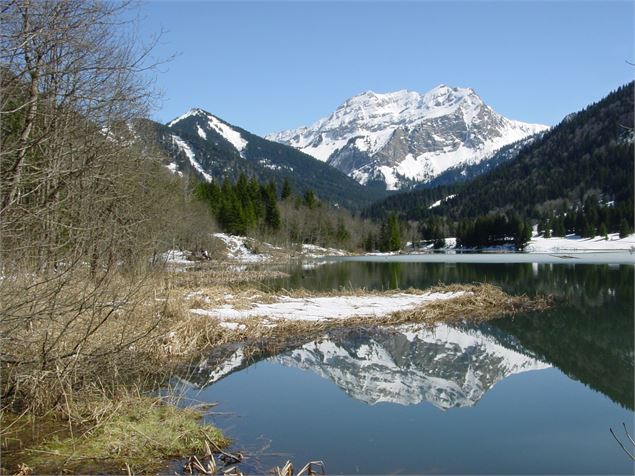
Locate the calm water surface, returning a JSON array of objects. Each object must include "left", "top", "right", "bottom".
[{"left": 181, "top": 260, "right": 634, "bottom": 474}]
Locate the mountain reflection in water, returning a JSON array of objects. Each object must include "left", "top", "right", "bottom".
[
  {"left": 274, "top": 324, "right": 549, "bottom": 409},
  {"left": 176, "top": 262, "right": 633, "bottom": 475},
  {"left": 187, "top": 322, "right": 550, "bottom": 410}
]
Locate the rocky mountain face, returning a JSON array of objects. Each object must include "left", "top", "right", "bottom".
[
  {"left": 421, "top": 133, "right": 542, "bottom": 189},
  {"left": 268, "top": 85, "right": 548, "bottom": 190},
  {"left": 134, "top": 108, "right": 386, "bottom": 211},
  {"left": 273, "top": 323, "right": 549, "bottom": 409}
]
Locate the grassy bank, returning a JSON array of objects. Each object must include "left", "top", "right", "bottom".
[
  {"left": 2, "top": 393, "right": 228, "bottom": 475},
  {"left": 1, "top": 263, "right": 550, "bottom": 474}
]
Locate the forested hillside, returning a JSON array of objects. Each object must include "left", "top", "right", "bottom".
[
  {"left": 195, "top": 176, "right": 380, "bottom": 251},
  {"left": 439, "top": 82, "right": 633, "bottom": 219},
  {"left": 363, "top": 184, "right": 460, "bottom": 222},
  {"left": 363, "top": 83, "right": 634, "bottom": 246},
  {"left": 419, "top": 134, "right": 542, "bottom": 189}
]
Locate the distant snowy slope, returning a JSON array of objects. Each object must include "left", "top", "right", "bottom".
[
  {"left": 268, "top": 85, "right": 548, "bottom": 190},
  {"left": 133, "top": 109, "right": 386, "bottom": 211},
  {"left": 169, "top": 108, "right": 248, "bottom": 155}
]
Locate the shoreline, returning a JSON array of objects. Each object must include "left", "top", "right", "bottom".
[
  {"left": 1, "top": 268, "right": 550, "bottom": 475},
  {"left": 326, "top": 250, "right": 635, "bottom": 265}
]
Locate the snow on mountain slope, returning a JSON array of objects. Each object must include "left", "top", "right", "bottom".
[
  {"left": 268, "top": 85, "right": 548, "bottom": 190},
  {"left": 275, "top": 323, "right": 549, "bottom": 409},
  {"left": 171, "top": 134, "right": 212, "bottom": 182},
  {"left": 169, "top": 108, "right": 248, "bottom": 155}
]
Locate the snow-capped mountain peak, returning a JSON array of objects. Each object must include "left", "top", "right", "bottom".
[
  {"left": 267, "top": 85, "right": 548, "bottom": 190},
  {"left": 168, "top": 108, "right": 248, "bottom": 155},
  {"left": 167, "top": 107, "right": 207, "bottom": 127}
]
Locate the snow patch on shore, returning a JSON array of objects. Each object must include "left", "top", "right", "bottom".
[
  {"left": 191, "top": 291, "right": 465, "bottom": 322},
  {"left": 212, "top": 233, "right": 271, "bottom": 263},
  {"left": 525, "top": 233, "right": 635, "bottom": 253},
  {"left": 302, "top": 243, "right": 348, "bottom": 258}
]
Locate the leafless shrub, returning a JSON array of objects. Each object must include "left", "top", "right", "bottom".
[{"left": 0, "top": 0, "right": 184, "bottom": 412}]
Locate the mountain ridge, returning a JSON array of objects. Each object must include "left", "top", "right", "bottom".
[
  {"left": 268, "top": 85, "right": 548, "bottom": 190},
  {"left": 135, "top": 108, "right": 388, "bottom": 210}
]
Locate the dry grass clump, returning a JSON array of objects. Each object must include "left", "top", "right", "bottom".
[
  {"left": 388, "top": 283, "right": 551, "bottom": 325},
  {"left": 0, "top": 268, "right": 234, "bottom": 474},
  {"left": 176, "top": 283, "right": 551, "bottom": 364},
  {"left": 0, "top": 264, "right": 274, "bottom": 417},
  {"left": 170, "top": 264, "right": 290, "bottom": 289},
  {"left": 2, "top": 271, "right": 163, "bottom": 412}
]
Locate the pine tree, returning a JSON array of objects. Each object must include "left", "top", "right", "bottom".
[
  {"left": 379, "top": 222, "right": 389, "bottom": 252},
  {"left": 263, "top": 181, "right": 281, "bottom": 231},
  {"left": 543, "top": 221, "right": 551, "bottom": 239},
  {"left": 583, "top": 221, "right": 596, "bottom": 238},
  {"left": 387, "top": 213, "right": 401, "bottom": 251},
  {"left": 281, "top": 177, "right": 292, "bottom": 200},
  {"left": 304, "top": 189, "right": 317, "bottom": 209},
  {"left": 553, "top": 218, "right": 566, "bottom": 237},
  {"left": 619, "top": 218, "right": 631, "bottom": 238},
  {"left": 364, "top": 231, "right": 376, "bottom": 252}
]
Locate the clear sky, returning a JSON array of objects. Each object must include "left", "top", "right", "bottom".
[{"left": 136, "top": 1, "right": 634, "bottom": 136}]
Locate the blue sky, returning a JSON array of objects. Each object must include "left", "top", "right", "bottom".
[{"left": 137, "top": 1, "right": 634, "bottom": 135}]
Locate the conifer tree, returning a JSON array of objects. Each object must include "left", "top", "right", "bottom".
[
  {"left": 364, "top": 231, "right": 376, "bottom": 252},
  {"left": 387, "top": 213, "right": 401, "bottom": 251},
  {"left": 304, "top": 189, "right": 317, "bottom": 209},
  {"left": 263, "top": 181, "right": 281, "bottom": 231},
  {"left": 553, "top": 218, "right": 566, "bottom": 237},
  {"left": 619, "top": 218, "right": 631, "bottom": 238},
  {"left": 379, "top": 222, "right": 389, "bottom": 252},
  {"left": 335, "top": 218, "right": 350, "bottom": 244},
  {"left": 543, "top": 221, "right": 551, "bottom": 239},
  {"left": 281, "top": 177, "right": 292, "bottom": 200}
]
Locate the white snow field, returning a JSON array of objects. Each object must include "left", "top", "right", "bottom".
[
  {"left": 525, "top": 233, "right": 635, "bottom": 252},
  {"left": 190, "top": 291, "right": 465, "bottom": 323}
]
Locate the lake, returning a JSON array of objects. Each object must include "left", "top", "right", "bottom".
[{"left": 179, "top": 259, "right": 634, "bottom": 474}]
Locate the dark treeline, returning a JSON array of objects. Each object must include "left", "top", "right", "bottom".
[
  {"left": 195, "top": 175, "right": 380, "bottom": 250},
  {"left": 362, "top": 184, "right": 460, "bottom": 222},
  {"left": 456, "top": 215, "right": 532, "bottom": 249},
  {"left": 537, "top": 196, "right": 633, "bottom": 239},
  {"left": 195, "top": 174, "right": 281, "bottom": 236}
]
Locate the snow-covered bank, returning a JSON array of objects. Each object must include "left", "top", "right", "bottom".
[
  {"left": 301, "top": 243, "right": 349, "bottom": 258},
  {"left": 161, "top": 249, "right": 195, "bottom": 265},
  {"left": 190, "top": 291, "right": 465, "bottom": 323},
  {"left": 210, "top": 233, "right": 350, "bottom": 262},
  {"left": 159, "top": 235, "right": 353, "bottom": 267},
  {"left": 525, "top": 233, "right": 635, "bottom": 253},
  {"left": 212, "top": 233, "right": 272, "bottom": 263}
]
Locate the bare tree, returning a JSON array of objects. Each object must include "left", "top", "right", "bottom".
[{"left": 0, "top": 0, "right": 174, "bottom": 411}]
